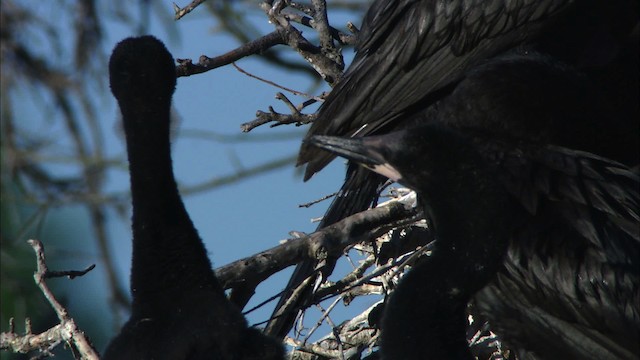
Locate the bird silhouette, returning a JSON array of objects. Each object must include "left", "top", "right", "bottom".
[
  {"left": 103, "top": 36, "right": 283, "bottom": 360},
  {"left": 269, "top": 0, "right": 639, "bottom": 339},
  {"left": 308, "top": 123, "right": 640, "bottom": 359}
]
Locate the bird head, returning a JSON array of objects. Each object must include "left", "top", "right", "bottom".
[{"left": 109, "top": 36, "right": 177, "bottom": 107}]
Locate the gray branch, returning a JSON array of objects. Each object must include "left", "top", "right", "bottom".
[{"left": 0, "top": 240, "right": 100, "bottom": 359}]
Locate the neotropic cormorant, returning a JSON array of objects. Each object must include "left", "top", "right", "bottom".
[
  {"left": 269, "top": 0, "right": 639, "bottom": 339},
  {"left": 298, "top": 0, "right": 638, "bottom": 175},
  {"left": 103, "top": 36, "right": 283, "bottom": 360},
  {"left": 308, "top": 123, "right": 640, "bottom": 359}
]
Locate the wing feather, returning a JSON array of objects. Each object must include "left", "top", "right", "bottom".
[{"left": 299, "top": 0, "right": 576, "bottom": 178}]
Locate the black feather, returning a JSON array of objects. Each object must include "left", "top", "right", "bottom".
[
  {"left": 309, "top": 124, "right": 640, "bottom": 359},
  {"left": 103, "top": 36, "right": 283, "bottom": 360}
]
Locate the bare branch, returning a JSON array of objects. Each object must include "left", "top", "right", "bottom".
[
  {"left": 262, "top": 1, "right": 343, "bottom": 84},
  {"left": 173, "top": 0, "right": 208, "bottom": 20},
  {"left": 218, "top": 201, "right": 419, "bottom": 288},
  {"left": 287, "top": 301, "right": 381, "bottom": 359},
  {"left": 232, "top": 64, "right": 318, "bottom": 100},
  {"left": 280, "top": 10, "right": 356, "bottom": 46},
  {"left": 298, "top": 191, "right": 338, "bottom": 208},
  {"left": 241, "top": 89, "right": 323, "bottom": 132},
  {"left": 176, "top": 31, "right": 286, "bottom": 77},
  {"left": 45, "top": 264, "right": 96, "bottom": 280},
  {"left": 0, "top": 240, "right": 99, "bottom": 359},
  {"left": 311, "top": 0, "right": 342, "bottom": 65},
  {"left": 241, "top": 108, "right": 316, "bottom": 133}
]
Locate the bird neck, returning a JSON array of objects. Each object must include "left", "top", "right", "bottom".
[
  {"left": 122, "top": 101, "right": 220, "bottom": 305},
  {"left": 381, "top": 253, "right": 474, "bottom": 359},
  {"left": 382, "top": 179, "right": 513, "bottom": 359},
  {"left": 429, "top": 167, "right": 516, "bottom": 288},
  {"left": 413, "top": 130, "right": 514, "bottom": 268}
]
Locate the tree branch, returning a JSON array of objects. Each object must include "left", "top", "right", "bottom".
[
  {"left": 173, "top": 0, "right": 208, "bottom": 20},
  {"left": 218, "top": 201, "right": 419, "bottom": 289},
  {"left": 176, "top": 31, "right": 287, "bottom": 77},
  {"left": 262, "top": 1, "right": 343, "bottom": 85},
  {"left": 0, "top": 240, "right": 100, "bottom": 359}
]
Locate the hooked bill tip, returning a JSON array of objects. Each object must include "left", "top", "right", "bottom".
[{"left": 307, "top": 135, "right": 403, "bottom": 182}]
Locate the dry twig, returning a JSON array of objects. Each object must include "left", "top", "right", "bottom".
[{"left": 0, "top": 240, "right": 99, "bottom": 359}]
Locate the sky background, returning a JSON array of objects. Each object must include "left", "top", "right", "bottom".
[{"left": 5, "top": 0, "right": 376, "bottom": 356}]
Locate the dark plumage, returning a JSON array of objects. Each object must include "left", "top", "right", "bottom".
[
  {"left": 309, "top": 127, "right": 518, "bottom": 359},
  {"left": 298, "top": 0, "right": 638, "bottom": 174},
  {"left": 308, "top": 124, "right": 640, "bottom": 359},
  {"left": 103, "top": 36, "right": 283, "bottom": 360},
  {"left": 270, "top": 0, "right": 638, "bottom": 339}
]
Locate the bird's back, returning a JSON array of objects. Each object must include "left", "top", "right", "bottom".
[{"left": 474, "top": 141, "right": 640, "bottom": 359}]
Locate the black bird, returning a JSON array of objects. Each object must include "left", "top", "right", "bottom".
[
  {"left": 104, "top": 36, "right": 283, "bottom": 360},
  {"left": 309, "top": 126, "right": 518, "bottom": 359},
  {"left": 298, "top": 0, "right": 638, "bottom": 174},
  {"left": 269, "top": 0, "right": 639, "bottom": 339},
  {"left": 308, "top": 124, "right": 640, "bottom": 359}
]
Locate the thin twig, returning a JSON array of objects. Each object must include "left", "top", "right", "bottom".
[
  {"left": 176, "top": 31, "right": 286, "bottom": 77},
  {"left": 241, "top": 108, "right": 316, "bottom": 133},
  {"left": 173, "top": 0, "right": 208, "bottom": 20},
  {"left": 304, "top": 297, "right": 343, "bottom": 343},
  {"left": 232, "top": 63, "right": 316, "bottom": 99},
  {"left": 0, "top": 240, "right": 99, "bottom": 359},
  {"left": 45, "top": 264, "right": 96, "bottom": 279},
  {"left": 298, "top": 191, "right": 338, "bottom": 208}
]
